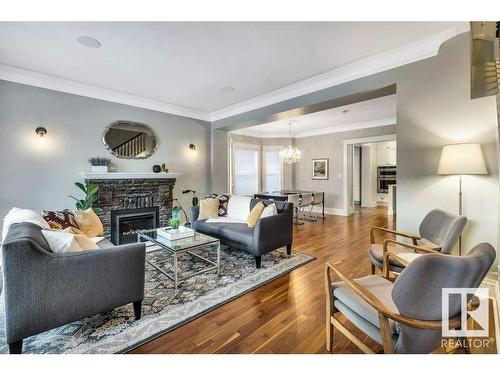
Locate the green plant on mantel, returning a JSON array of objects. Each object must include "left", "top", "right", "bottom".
[
  {"left": 88, "top": 157, "right": 111, "bottom": 166},
  {"left": 69, "top": 182, "right": 102, "bottom": 214}
]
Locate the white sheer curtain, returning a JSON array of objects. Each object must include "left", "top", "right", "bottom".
[
  {"left": 264, "top": 147, "right": 282, "bottom": 192},
  {"left": 233, "top": 144, "right": 259, "bottom": 195}
]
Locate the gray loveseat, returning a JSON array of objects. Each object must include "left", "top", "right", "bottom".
[
  {"left": 191, "top": 199, "right": 293, "bottom": 268},
  {"left": 1, "top": 222, "right": 146, "bottom": 354}
]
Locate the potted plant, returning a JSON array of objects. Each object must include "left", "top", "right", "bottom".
[
  {"left": 69, "top": 182, "right": 101, "bottom": 214},
  {"left": 157, "top": 206, "right": 194, "bottom": 240},
  {"left": 88, "top": 157, "right": 111, "bottom": 173},
  {"left": 168, "top": 207, "right": 183, "bottom": 231},
  {"left": 168, "top": 216, "right": 181, "bottom": 232}
]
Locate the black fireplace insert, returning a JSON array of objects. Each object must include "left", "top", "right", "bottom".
[{"left": 111, "top": 207, "right": 160, "bottom": 245}]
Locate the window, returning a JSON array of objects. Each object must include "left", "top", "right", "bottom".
[
  {"left": 263, "top": 147, "right": 282, "bottom": 192},
  {"left": 233, "top": 144, "right": 259, "bottom": 195}
]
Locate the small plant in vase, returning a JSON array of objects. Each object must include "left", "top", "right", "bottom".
[
  {"left": 88, "top": 157, "right": 111, "bottom": 173},
  {"left": 168, "top": 217, "right": 181, "bottom": 231},
  {"left": 168, "top": 207, "right": 183, "bottom": 231}
]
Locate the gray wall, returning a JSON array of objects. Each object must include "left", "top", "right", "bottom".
[
  {"left": 293, "top": 125, "right": 396, "bottom": 211},
  {"left": 212, "top": 32, "right": 499, "bottom": 260},
  {"left": 211, "top": 129, "right": 229, "bottom": 194},
  {"left": 0, "top": 80, "right": 211, "bottom": 230}
]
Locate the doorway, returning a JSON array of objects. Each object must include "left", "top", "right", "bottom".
[{"left": 343, "top": 134, "right": 397, "bottom": 216}]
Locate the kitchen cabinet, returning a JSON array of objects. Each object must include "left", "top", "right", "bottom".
[{"left": 376, "top": 141, "right": 397, "bottom": 166}]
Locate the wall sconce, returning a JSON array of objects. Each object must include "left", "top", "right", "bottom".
[
  {"left": 35, "top": 127, "right": 47, "bottom": 142},
  {"left": 189, "top": 143, "right": 196, "bottom": 152}
]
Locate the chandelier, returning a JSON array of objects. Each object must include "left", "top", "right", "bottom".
[{"left": 279, "top": 121, "right": 301, "bottom": 164}]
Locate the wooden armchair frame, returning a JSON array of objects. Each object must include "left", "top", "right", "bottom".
[
  {"left": 381, "top": 239, "right": 441, "bottom": 278},
  {"left": 325, "top": 261, "right": 461, "bottom": 354},
  {"left": 369, "top": 226, "right": 419, "bottom": 274}
]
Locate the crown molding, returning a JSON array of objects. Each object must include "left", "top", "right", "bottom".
[
  {"left": 233, "top": 117, "right": 396, "bottom": 139},
  {"left": 0, "top": 25, "right": 468, "bottom": 123},
  {"left": 0, "top": 64, "right": 211, "bottom": 122},
  {"left": 209, "top": 26, "right": 468, "bottom": 122},
  {"left": 295, "top": 117, "right": 396, "bottom": 138}
]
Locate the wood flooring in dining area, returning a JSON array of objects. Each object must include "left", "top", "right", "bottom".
[{"left": 131, "top": 207, "right": 497, "bottom": 354}]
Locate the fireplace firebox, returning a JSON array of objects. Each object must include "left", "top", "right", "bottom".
[{"left": 111, "top": 207, "right": 160, "bottom": 245}]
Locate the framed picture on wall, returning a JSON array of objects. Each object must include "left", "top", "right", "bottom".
[{"left": 312, "top": 158, "right": 329, "bottom": 180}]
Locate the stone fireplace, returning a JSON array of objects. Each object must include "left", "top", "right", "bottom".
[{"left": 83, "top": 173, "right": 179, "bottom": 242}]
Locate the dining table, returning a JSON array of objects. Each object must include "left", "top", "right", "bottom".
[{"left": 253, "top": 190, "right": 325, "bottom": 220}]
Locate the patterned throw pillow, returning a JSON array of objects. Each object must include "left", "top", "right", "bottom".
[
  {"left": 42, "top": 209, "right": 79, "bottom": 230},
  {"left": 218, "top": 194, "right": 230, "bottom": 217}
]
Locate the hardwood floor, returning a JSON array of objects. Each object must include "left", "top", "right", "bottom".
[{"left": 130, "top": 207, "right": 497, "bottom": 354}]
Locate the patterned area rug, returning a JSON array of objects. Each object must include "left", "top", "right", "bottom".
[{"left": 0, "top": 245, "right": 314, "bottom": 354}]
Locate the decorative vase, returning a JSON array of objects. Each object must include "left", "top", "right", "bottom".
[
  {"left": 152, "top": 165, "right": 161, "bottom": 173},
  {"left": 108, "top": 163, "right": 118, "bottom": 173},
  {"left": 192, "top": 196, "right": 199, "bottom": 206},
  {"left": 91, "top": 165, "right": 108, "bottom": 173}
]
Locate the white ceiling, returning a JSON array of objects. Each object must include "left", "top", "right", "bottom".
[
  {"left": 231, "top": 94, "right": 396, "bottom": 138},
  {"left": 0, "top": 22, "right": 468, "bottom": 121}
]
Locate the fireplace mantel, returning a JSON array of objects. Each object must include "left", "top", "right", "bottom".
[{"left": 80, "top": 172, "right": 181, "bottom": 180}]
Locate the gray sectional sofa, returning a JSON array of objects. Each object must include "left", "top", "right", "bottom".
[
  {"left": 191, "top": 199, "right": 293, "bottom": 268},
  {"left": 1, "top": 222, "right": 146, "bottom": 354}
]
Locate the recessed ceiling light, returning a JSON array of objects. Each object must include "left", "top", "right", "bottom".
[
  {"left": 342, "top": 109, "right": 350, "bottom": 114},
  {"left": 76, "top": 35, "right": 101, "bottom": 48},
  {"left": 221, "top": 86, "right": 235, "bottom": 93}
]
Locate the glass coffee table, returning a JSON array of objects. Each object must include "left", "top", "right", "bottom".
[{"left": 137, "top": 229, "right": 220, "bottom": 289}]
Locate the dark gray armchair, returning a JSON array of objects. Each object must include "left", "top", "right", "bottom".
[
  {"left": 369, "top": 209, "right": 467, "bottom": 273},
  {"left": 326, "top": 243, "right": 495, "bottom": 354},
  {"left": 191, "top": 199, "right": 293, "bottom": 268},
  {"left": 1, "top": 223, "right": 146, "bottom": 354}
]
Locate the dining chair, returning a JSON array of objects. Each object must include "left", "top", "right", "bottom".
[
  {"left": 325, "top": 242, "right": 496, "bottom": 354},
  {"left": 287, "top": 194, "right": 303, "bottom": 225},
  {"left": 298, "top": 192, "right": 315, "bottom": 222},
  {"left": 310, "top": 192, "right": 323, "bottom": 219},
  {"left": 368, "top": 209, "right": 467, "bottom": 274}
]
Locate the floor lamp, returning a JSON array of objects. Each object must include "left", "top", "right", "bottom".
[{"left": 437, "top": 143, "right": 488, "bottom": 255}]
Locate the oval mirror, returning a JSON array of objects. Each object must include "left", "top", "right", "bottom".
[{"left": 103, "top": 121, "right": 158, "bottom": 159}]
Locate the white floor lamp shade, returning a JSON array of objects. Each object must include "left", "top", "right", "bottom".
[
  {"left": 437, "top": 143, "right": 487, "bottom": 254},
  {"left": 437, "top": 143, "right": 487, "bottom": 175}
]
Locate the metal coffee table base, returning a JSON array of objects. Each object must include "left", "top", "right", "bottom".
[{"left": 146, "top": 242, "right": 221, "bottom": 289}]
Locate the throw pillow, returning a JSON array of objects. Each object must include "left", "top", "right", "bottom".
[
  {"left": 247, "top": 202, "right": 265, "bottom": 228},
  {"left": 42, "top": 209, "right": 79, "bottom": 230},
  {"left": 198, "top": 198, "right": 219, "bottom": 220},
  {"left": 218, "top": 194, "right": 230, "bottom": 216},
  {"left": 41, "top": 230, "right": 99, "bottom": 254},
  {"left": 2, "top": 207, "right": 51, "bottom": 241},
  {"left": 73, "top": 208, "right": 104, "bottom": 237},
  {"left": 227, "top": 195, "right": 252, "bottom": 221},
  {"left": 260, "top": 203, "right": 278, "bottom": 218}
]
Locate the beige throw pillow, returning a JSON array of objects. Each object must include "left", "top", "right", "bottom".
[
  {"left": 247, "top": 202, "right": 265, "bottom": 228},
  {"left": 198, "top": 198, "right": 219, "bottom": 220},
  {"left": 73, "top": 209, "right": 104, "bottom": 237}
]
